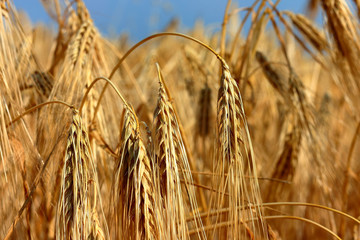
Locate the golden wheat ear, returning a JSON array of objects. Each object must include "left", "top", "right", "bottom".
[
  {"left": 213, "top": 60, "right": 267, "bottom": 239},
  {"left": 283, "top": 11, "right": 328, "bottom": 52},
  {"left": 153, "top": 63, "right": 206, "bottom": 239},
  {"left": 266, "top": 121, "right": 302, "bottom": 203},
  {"left": 197, "top": 82, "right": 213, "bottom": 138},
  {"left": 36, "top": 19, "right": 97, "bottom": 164},
  {"left": 88, "top": 208, "right": 106, "bottom": 240},
  {"left": 114, "top": 104, "right": 159, "bottom": 240},
  {"left": 56, "top": 109, "right": 104, "bottom": 240}
]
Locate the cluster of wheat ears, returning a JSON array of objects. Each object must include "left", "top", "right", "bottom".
[{"left": 1, "top": 0, "right": 360, "bottom": 239}]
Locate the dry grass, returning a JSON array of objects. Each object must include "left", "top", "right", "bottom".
[{"left": 1, "top": 0, "right": 360, "bottom": 239}]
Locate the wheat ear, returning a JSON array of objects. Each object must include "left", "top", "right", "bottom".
[
  {"left": 214, "top": 60, "right": 266, "bottom": 239},
  {"left": 56, "top": 109, "right": 104, "bottom": 239},
  {"left": 114, "top": 105, "right": 159, "bottom": 240},
  {"left": 153, "top": 63, "right": 206, "bottom": 239}
]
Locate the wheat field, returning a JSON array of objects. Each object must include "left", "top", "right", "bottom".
[{"left": 1, "top": 0, "right": 360, "bottom": 239}]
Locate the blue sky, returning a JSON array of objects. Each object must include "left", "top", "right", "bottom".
[{"left": 15, "top": 1, "right": 309, "bottom": 41}]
